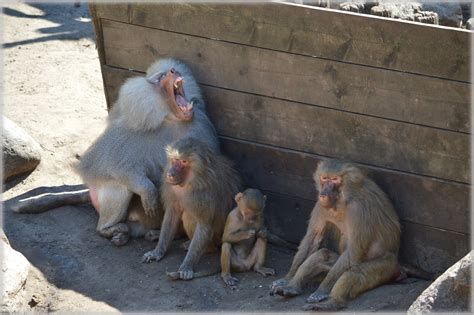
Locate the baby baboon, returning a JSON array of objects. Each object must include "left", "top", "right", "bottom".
[
  {"left": 221, "top": 188, "right": 275, "bottom": 286},
  {"left": 10, "top": 58, "right": 219, "bottom": 246},
  {"left": 270, "top": 160, "right": 401, "bottom": 311},
  {"left": 142, "top": 137, "right": 241, "bottom": 281}
]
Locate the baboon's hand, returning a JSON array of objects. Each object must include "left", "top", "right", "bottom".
[
  {"left": 142, "top": 249, "right": 164, "bottom": 263},
  {"left": 257, "top": 228, "right": 268, "bottom": 239},
  {"left": 246, "top": 229, "right": 256, "bottom": 239},
  {"left": 306, "top": 290, "right": 330, "bottom": 303}
]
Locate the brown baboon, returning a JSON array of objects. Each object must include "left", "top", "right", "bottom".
[
  {"left": 220, "top": 188, "right": 275, "bottom": 286},
  {"left": 270, "top": 160, "right": 401, "bottom": 311},
  {"left": 9, "top": 58, "right": 219, "bottom": 246},
  {"left": 142, "top": 137, "right": 241, "bottom": 281}
]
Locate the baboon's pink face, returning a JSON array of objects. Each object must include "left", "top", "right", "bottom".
[
  {"left": 148, "top": 68, "right": 194, "bottom": 122},
  {"left": 166, "top": 158, "right": 190, "bottom": 186},
  {"left": 319, "top": 174, "right": 342, "bottom": 208}
]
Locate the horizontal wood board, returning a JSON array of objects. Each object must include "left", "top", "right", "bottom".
[
  {"left": 100, "top": 66, "right": 470, "bottom": 273},
  {"left": 101, "top": 19, "right": 470, "bottom": 134},
  {"left": 92, "top": 2, "right": 471, "bottom": 82}
]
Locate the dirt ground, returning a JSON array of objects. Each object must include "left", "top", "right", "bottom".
[{"left": 2, "top": 3, "right": 430, "bottom": 312}]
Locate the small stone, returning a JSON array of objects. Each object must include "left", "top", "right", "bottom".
[{"left": 3, "top": 116, "right": 42, "bottom": 182}]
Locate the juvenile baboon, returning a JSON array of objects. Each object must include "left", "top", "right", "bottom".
[
  {"left": 270, "top": 160, "right": 401, "bottom": 311},
  {"left": 10, "top": 58, "right": 219, "bottom": 246},
  {"left": 220, "top": 188, "right": 275, "bottom": 286},
  {"left": 142, "top": 137, "right": 241, "bottom": 281}
]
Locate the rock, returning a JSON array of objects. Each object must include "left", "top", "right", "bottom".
[
  {"left": 422, "top": 1, "right": 463, "bottom": 27},
  {"left": 3, "top": 116, "right": 42, "bottom": 181},
  {"left": 339, "top": 0, "right": 378, "bottom": 13},
  {"left": 370, "top": 1, "right": 438, "bottom": 24},
  {"left": 408, "top": 251, "right": 472, "bottom": 313},
  {"left": 466, "top": 18, "right": 474, "bottom": 29},
  {"left": 0, "top": 233, "right": 31, "bottom": 312},
  {"left": 460, "top": 2, "right": 471, "bottom": 25}
]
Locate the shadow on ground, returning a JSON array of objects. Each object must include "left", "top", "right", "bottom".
[
  {"left": 4, "top": 203, "right": 430, "bottom": 312},
  {"left": 3, "top": 3, "right": 93, "bottom": 48}
]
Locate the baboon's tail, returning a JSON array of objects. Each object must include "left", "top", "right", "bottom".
[
  {"left": 398, "top": 264, "right": 435, "bottom": 281},
  {"left": 6, "top": 184, "right": 90, "bottom": 214},
  {"left": 267, "top": 232, "right": 298, "bottom": 251},
  {"left": 166, "top": 266, "right": 221, "bottom": 281}
]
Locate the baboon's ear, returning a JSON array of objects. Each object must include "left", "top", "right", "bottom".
[
  {"left": 234, "top": 192, "right": 243, "bottom": 203},
  {"left": 147, "top": 72, "right": 164, "bottom": 85}
]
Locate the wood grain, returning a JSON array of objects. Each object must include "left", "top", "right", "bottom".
[
  {"left": 92, "top": 2, "right": 470, "bottom": 82},
  {"left": 102, "top": 20, "right": 470, "bottom": 133}
]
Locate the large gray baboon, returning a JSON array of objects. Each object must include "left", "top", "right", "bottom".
[{"left": 9, "top": 58, "right": 219, "bottom": 246}]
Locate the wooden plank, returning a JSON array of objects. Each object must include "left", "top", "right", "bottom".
[
  {"left": 204, "top": 87, "right": 469, "bottom": 183},
  {"left": 101, "top": 20, "right": 470, "bottom": 133},
  {"left": 400, "top": 222, "right": 470, "bottom": 274},
  {"left": 220, "top": 138, "right": 470, "bottom": 235},
  {"left": 101, "top": 65, "right": 131, "bottom": 110},
  {"left": 99, "top": 65, "right": 470, "bottom": 184},
  {"left": 90, "top": 3, "right": 130, "bottom": 24},
  {"left": 263, "top": 192, "right": 469, "bottom": 274},
  {"left": 126, "top": 2, "right": 470, "bottom": 82}
]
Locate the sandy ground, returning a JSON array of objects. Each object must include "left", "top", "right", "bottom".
[{"left": 2, "top": 2, "right": 430, "bottom": 312}]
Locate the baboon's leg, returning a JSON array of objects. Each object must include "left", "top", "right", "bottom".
[
  {"left": 274, "top": 248, "right": 338, "bottom": 297},
  {"left": 305, "top": 253, "right": 398, "bottom": 311},
  {"left": 251, "top": 238, "right": 275, "bottom": 276},
  {"left": 221, "top": 242, "right": 239, "bottom": 286},
  {"left": 142, "top": 207, "right": 181, "bottom": 263},
  {"left": 176, "top": 223, "right": 213, "bottom": 280},
  {"left": 95, "top": 184, "right": 133, "bottom": 246}
]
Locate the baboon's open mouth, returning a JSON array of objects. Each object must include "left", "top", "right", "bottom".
[{"left": 173, "top": 77, "right": 193, "bottom": 117}]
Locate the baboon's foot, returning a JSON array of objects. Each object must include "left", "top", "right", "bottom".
[
  {"left": 273, "top": 285, "right": 301, "bottom": 297},
  {"left": 144, "top": 229, "right": 160, "bottom": 242},
  {"left": 222, "top": 274, "right": 239, "bottom": 286},
  {"left": 111, "top": 231, "right": 130, "bottom": 246},
  {"left": 255, "top": 266, "right": 275, "bottom": 277}
]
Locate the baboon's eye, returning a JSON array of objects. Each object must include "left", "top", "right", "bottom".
[{"left": 181, "top": 160, "right": 188, "bottom": 165}]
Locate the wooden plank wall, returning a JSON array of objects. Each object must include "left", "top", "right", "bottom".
[{"left": 90, "top": 2, "right": 471, "bottom": 274}]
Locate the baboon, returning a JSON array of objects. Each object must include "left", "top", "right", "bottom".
[
  {"left": 9, "top": 58, "right": 219, "bottom": 246},
  {"left": 142, "top": 137, "right": 241, "bottom": 281},
  {"left": 270, "top": 160, "right": 401, "bottom": 311},
  {"left": 220, "top": 188, "right": 275, "bottom": 286}
]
